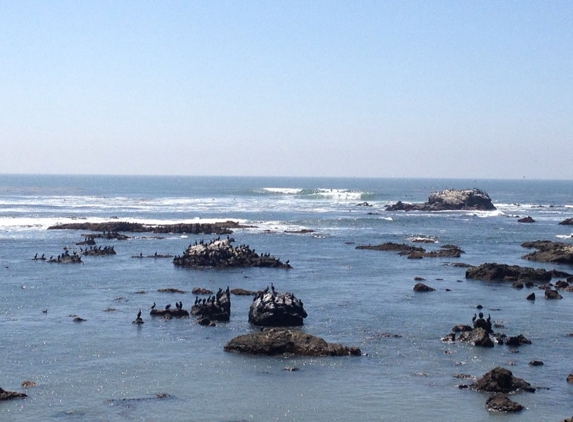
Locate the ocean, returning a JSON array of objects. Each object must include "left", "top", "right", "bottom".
[{"left": 1, "top": 175, "right": 572, "bottom": 421}]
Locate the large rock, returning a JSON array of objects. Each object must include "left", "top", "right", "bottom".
[
  {"left": 471, "top": 367, "right": 535, "bottom": 393},
  {"left": 386, "top": 188, "right": 496, "bottom": 211},
  {"left": 466, "top": 263, "right": 553, "bottom": 283},
  {"left": 173, "top": 238, "right": 291, "bottom": 269},
  {"left": 559, "top": 218, "right": 573, "bottom": 226},
  {"left": 0, "top": 387, "right": 27, "bottom": 401},
  {"left": 48, "top": 221, "right": 243, "bottom": 234},
  {"left": 249, "top": 286, "right": 307, "bottom": 326},
  {"left": 521, "top": 241, "right": 573, "bottom": 265},
  {"left": 224, "top": 328, "right": 361, "bottom": 357}
]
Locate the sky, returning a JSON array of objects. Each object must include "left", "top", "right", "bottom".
[{"left": 1, "top": 1, "right": 572, "bottom": 179}]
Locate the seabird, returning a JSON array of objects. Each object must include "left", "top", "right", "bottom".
[
  {"left": 137, "top": 309, "right": 142, "bottom": 319},
  {"left": 151, "top": 302, "right": 156, "bottom": 310},
  {"left": 165, "top": 304, "right": 171, "bottom": 310}
]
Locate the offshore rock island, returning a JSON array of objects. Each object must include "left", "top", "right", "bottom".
[
  {"left": 48, "top": 221, "right": 245, "bottom": 235},
  {"left": 173, "top": 238, "right": 292, "bottom": 269},
  {"left": 385, "top": 188, "right": 496, "bottom": 211}
]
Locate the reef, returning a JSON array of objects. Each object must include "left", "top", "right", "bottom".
[
  {"left": 521, "top": 240, "right": 573, "bottom": 265},
  {"left": 465, "top": 263, "right": 559, "bottom": 283},
  {"left": 48, "top": 221, "right": 244, "bottom": 235},
  {"left": 356, "top": 242, "right": 464, "bottom": 259}
]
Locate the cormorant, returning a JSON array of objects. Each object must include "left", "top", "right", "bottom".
[
  {"left": 151, "top": 302, "right": 156, "bottom": 310},
  {"left": 137, "top": 309, "right": 142, "bottom": 319},
  {"left": 165, "top": 304, "right": 171, "bottom": 310}
]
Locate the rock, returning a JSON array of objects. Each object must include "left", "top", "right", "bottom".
[
  {"left": 150, "top": 302, "right": 190, "bottom": 319},
  {"left": 458, "top": 328, "right": 494, "bottom": 347},
  {"left": 81, "top": 245, "right": 116, "bottom": 256},
  {"left": 0, "top": 387, "right": 27, "bottom": 401},
  {"left": 173, "top": 238, "right": 291, "bottom": 269},
  {"left": 545, "top": 289, "right": 563, "bottom": 299},
  {"left": 158, "top": 288, "right": 186, "bottom": 294},
  {"left": 451, "top": 324, "right": 473, "bottom": 332},
  {"left": 526, "top": 292, "right": 536, "bottom": 300},
  {"left": 192, "top": 287, "right": 213, "bottom": 295},
  {"left": 471, "top": 367, "right": 535, "bottom": 393},
  {"left": 21, "top": 381, "right": 36, "bottom": 387},
  {"left": 47, "top": 251, "right": 83, "bottom": 264},
  {"left": 529, "top": 360, "right": 544, "bottom": 366},
  {"left": 517, "top": 216, "right": 535, "bottom": 223},
  {"left": 466, "top": 263, "right": 553, "bottom": 283},
  {"left": 413, "top": 283, "right": 435, "bottom": 292},
  {"left": 249, "top": 286, "right": 307, "bottom": 326},
  {"left": 485, "top": 393, "right": 524, "bottom": 412},
  {"left": 191, "top": 288, "right": 231, "bottom": 322},
  {"left": 48, "top": 221, "right": 244, "bottom": 234},
  {"left": 386, "top": 188, "right": 496, "bottom": 211},
  {"left": 441, "top": 333, "right": 456, "bottom": 342},
  {"left": 512, "top": 281, "right": 524, "bottom": 289},
  {"left": 224, "top": 328, "right": 361, "bottom": 357},
  {"left": 356, "top": 242, "right": 464, "bottom": 259},
  {"left": 521, "top": 241, "right": 573, "bottom": 265},
  {"left": 503, "top": 334, "right": 532, "bottom": 347},
  {"left": 559, "top": 218, "right": 573, "bottom": 225},
  {"left": 567, "top": 374, "right": 573, "bottom": 383},
  {"left": 284, "top": 229, "right": 315, "bottom": 234},
  {"left": 230, "top": 288, "right": 257, "bottom": 296}
]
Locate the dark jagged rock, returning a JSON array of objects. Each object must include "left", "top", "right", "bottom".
[
  {"left": 529, "top": 360, "right": 544, "bottom": 366},
  {"left": 413, "top": 283, "right": 435, "bottom": 292},
  {"left": 559, "top": 218, "right": 573, "bottom": 225},
  {"left": 517, "top": 216, "right": 535, "bottom": 223},
  {"left": 466, "top": 263, "right": 553, "bottom": 283},
  {"left": 498, "top": 334, "right": 531, "bottom": 347},
  {"left": 81, "top": 246, "right": 116, "bottom": 256},
  {"left": 249, "top": 286, "right": 307, "bottom": 326},
  {"left": 158, "top": 288, "right": 186, "bottom": 294},
  {"left": 224, "top": 328, "right": 361, "bottom": 357},
  {"left": 451, "top": 324, "right": 473, "bottom": 333},
  {"left": 76, "top": 236, "right": 97, "bottom": 245},
  {"left": 356, "top": 242, "right": 464, "bottom": 259},
  {"left": 49, "top": 222, "right": 148, "bottom": 232},
  {"left": 526, "top": 292, "right": 536, "bottom": 300},
  {"left": 386, "top": 188, "right": 496, "bottom": 211},
  {"left": 521, "top": 240, "right": 573, "bottom": 265},
  {"left": 545, "top": 289, "right": 563, "bottom": 299},
  {"left": 458, "top": 328, "right": 494, "bottom": 347},
  {"left": 191, "top": 288, "right": 231, "bottom": 322},
  {"left": 0, "top": 387, "right": 27, "bottom": 401},
  {"left": 471, "top": 367, "right": 535, "bottom": 393},
  {"left": 82, "top": 232, "right": 129, "bottom": 240},
  {"left": 485, "top": 393, "right": 524, "bottom": 412},
  {"left": 173, "top": 238, "right": 291, "bottom": 269}
]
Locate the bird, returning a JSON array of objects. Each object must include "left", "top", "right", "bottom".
[
  {"left": 151, "top": 302, "right": 156, "bottom": 310},
  {"left": 165, "top": 304, "right": 171, "bottom": 310},
  {"left": 137, "top": 309, "right": 142, "bottom": 319}
]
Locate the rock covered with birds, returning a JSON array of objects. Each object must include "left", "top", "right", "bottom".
[
  {"left": 249, "top": 284, "right": 307, "bottom": 326},
  {"left": 191, "top": 287, "right": 231, "bottom": 323},
  {"left": 173, "top": 237, "right": 292, "bottom": 269}
]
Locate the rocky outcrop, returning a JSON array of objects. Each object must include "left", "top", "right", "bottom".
[
  {"left": 559, "top": 218, "right": 573, "bottom": 226},
  {"left": 466, "top": 263, "right": 554, "bottom": 283},
  {"left": 249, "top": 286, "right": 307, "bottom": 326},
  {"left": 356, "top": 242, "right": 464, "bottom": 259},
  {"left": 191, "top": 288, "right": 231, "bottom": 322},
  {"left": 81, "top": 245, "right": 116, "bottom": 256},
  {"left": 48, "top": 251, "right": 82, "bottom": 264},
  {"left": 386, "top": 188, "right": 496, "bottom": 211},
  {"left": 485, "top": 393, "right": 524, "bottom": 412},
  {"left": 0, "top": 387, "right": 27, "bottom": 400},
  {"left": 48, "top": 221, "right": 244, "bottom": 234},
  {"left": 150, "top": 302, "right": 189, "bottom": 318},
  {"left": 470, "top": 367, "right": 535, "bottom": 393},
  {"left": 497, "top": 334, "right": 531, "bottom": 347},
  {"left": 173, "top": 238, "right": 291, "bottom": 269},
  {"left": 224, "top": 328, "right": 361, "bottom": 357},
  {"left": 521, "top": 241, "right": 573, "bottom": 265},
  {"left": 517, "top": 216, "right": 535, "bottom": 223},
  {"left": 545, "top": 289, "right": 563, "bottom": 299}
]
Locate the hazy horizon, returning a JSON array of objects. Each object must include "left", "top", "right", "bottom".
[{"left": 2, "top": 1, "right": 572, "bottom": 179}]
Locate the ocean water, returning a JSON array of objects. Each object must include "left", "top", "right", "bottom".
[{"left": 1, "top": 175, "right": 573, "bottom": 422}]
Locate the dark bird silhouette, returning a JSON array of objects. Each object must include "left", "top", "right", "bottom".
[
  {"left": 165, "top": 304, "right": 171, "bottom": 310},
  {"left": 151, "top": 302, "right": 156, "bottom": 310},
  {"left": 137, "top": 309, "right": 142, "bottom": 319}
]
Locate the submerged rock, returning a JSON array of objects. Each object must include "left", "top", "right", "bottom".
[
  {"left": 224, "top": 328, "right": 361, "bottom": 357},
  {"left": 386, "top": 188, "right": 496, "bottom": 211},
  {"left": 249, "top": 286, "right": 307, "bottom": 326}
]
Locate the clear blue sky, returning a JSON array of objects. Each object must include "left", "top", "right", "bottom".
[{"left": 1, "top": 1, "right": 572, "bottom": 179}]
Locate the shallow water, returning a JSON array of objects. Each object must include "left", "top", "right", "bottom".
[{"left": 1, "top": 175, "right": 573, "bottom": 421}]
